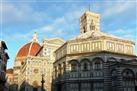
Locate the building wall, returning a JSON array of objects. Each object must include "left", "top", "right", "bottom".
[
  {"left": 0, "top": 41, "right": 9, "bottom": 91},
  {"left": 6, "top": 69, "right": 14, "bottom": 91},
  {"left": 53, "top": 53, "right": 137, "bottom": 91},
  {"left": 55, "top": 38, "right": 135, "bottom": 61},
  {"left": 53, "top": 10, "right": 137, "bottom": 91},
  {"left": 13, "top": 59, "right": 22, "bottom": 91},
  {"left": 14, "top": 38, "right": 65, "bottom": 91},
  {"left": 19, "top": 57, "right": 52, "bottom": 91}
]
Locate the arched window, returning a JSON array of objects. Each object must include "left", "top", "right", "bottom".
[
  {"left": 70, "top": 61, "right": 78, "bottom": 72},
  {"left": 83, "top": 26, "right": 86, "bottom": 33},
  {"left": 83, "top": 62, "right": 88, "bottom": 71},
  {"left": 81, "top": 62, "right": 90, "bottom": 71},
  {"left": 123, "top": 69, "right": 134, "bottom": 78},
  {"left": 94, "top": 60, "right": 102, "bottom": 70},
  {"left": 122, "top": 69, "right": 135, "bottom": 91},
  {"left": 33, "top": 81, "right": 38, "bottom": 91},
  {"left": 92, "top": 58, "right": 103, "bottom": 77},
  {"left": 81, "top": 61, "right": 90, "bottom": 71}
]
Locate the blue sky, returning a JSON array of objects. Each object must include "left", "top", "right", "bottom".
[{"left": 0, "top": 0, "right": 137, "bottom": 68}]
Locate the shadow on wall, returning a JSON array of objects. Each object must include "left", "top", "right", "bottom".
[
  {"left": 19, "top": 81, "right": 46, "bottom": 91},
  {"left": 6, "top": 83, "right": 18, "bottom": 91},
  {"left": 51, "top": 52, "right": 137, "bottom": 91},
  {"left": 6, "top": 81, "right": 47, "bottom": 91}
]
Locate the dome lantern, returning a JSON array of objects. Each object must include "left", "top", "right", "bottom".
[{"left": 32, "top": 32, "right": 38, "bottom": 42}]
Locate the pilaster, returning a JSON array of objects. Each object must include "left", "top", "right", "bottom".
[
  {"left": 115, "top": 66, "right": 123, "bottom": 91},
  {"left": 103, "top": 61, "right": 111, "bottom": 91}
]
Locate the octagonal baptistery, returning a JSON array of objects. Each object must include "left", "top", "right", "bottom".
[
  {"left": 53, "top": 11, "right": 137, "bottom": 91},
  {"left": 55, "top": 11, "right": 135, "bottom": 61}
]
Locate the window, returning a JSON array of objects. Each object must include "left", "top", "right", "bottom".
[
  {"left": 71, "top": 63, "right": 77, "bottom": 71},
  {"left": 81, "top": 83, "right": 90, "bottom": 91},
  {"left": 123, "top": 69, "right": 134, "bottom": 78},
  {"left": 71, "top": 61, "right": 78, "bottom": 72},
  {"left": 81, "top": 62, "right": 89, "bottom": 71},
  {"left": 43, "top": 48, "right": 50, "bottom": 56},
  {"left": 90, "top": 20, "right": 95, "bottom": 31},
  {"left": 94, "top": 61, "right": 101, "bottom": 70},
  {"left": 93, "top": 82, "right": 103, "bottom": 91},
  {"left": 81, "top": 59, "right": 90, "bottom": 71},
  {"left": 33, "top": 81, "right": 38, "bottom": 91},
  {"left": 122, "top": 69, "right": 135, "bottom": 91},
  {"left": 70, "top": 83, "right": 78, "bottom": 91},
  {"left": 63, "top": 62, "right": 66, "bottom": 73},
  {"left": 83, "top": 26, "right": 86, "bottom": 33},
  {"left": 33, "top": 88, "right": 38, "bottom": 91},
  {"left": 84, "top": 63, "right": 88, "bottom": 70},
  {"left": 58, "top": 64, "right": 61, "bottom": 75},
  {"left": 90, "top": 25, "right": 95, "bottom": 30}
]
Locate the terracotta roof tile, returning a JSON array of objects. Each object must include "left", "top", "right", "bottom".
[
  {"left": 16, "top": 42, "right": 41, "bottom": 58},
  {"left": 6, "top": 69, "right": 13, "bottom": 74}
]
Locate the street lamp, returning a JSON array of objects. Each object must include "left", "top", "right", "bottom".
[{"left": 41, "top": 74, "right": 45, "bottom": 91}]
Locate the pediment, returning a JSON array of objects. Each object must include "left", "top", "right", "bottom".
[{"left": 48, "top": 38, "right": 65, "bottom": 45}]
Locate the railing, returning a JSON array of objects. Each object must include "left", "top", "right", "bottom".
[
  {"left": 53, "top": 70, "right": 104, "bottom": 82},
  {"left": 68, "top": 71, "right": 104, "bottom": 79}
]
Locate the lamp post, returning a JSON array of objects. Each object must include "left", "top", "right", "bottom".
[{"left": 41, "top": 74, "right": 45, "bottom": 91}]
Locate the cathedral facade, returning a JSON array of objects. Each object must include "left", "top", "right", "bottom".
[
  {"left": 13, "top": 33, "right": 65, "bottom": 91},
  {"left": 52, "top": 11, "right": 137, "bottom": 91}
]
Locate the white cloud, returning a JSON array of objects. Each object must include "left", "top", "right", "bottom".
[
  {"left": 34, "top": 25, "right": 54, "bottom": 33},
  {"left": 107, "top": 28, "right": 136, "bottom": 41},
  {"left": 2, "top": 1, "right": 136, "bottom": 68},
  {"left": 1, "top": 2, "right": 49, "bottom": 25},
  {"left": 102, "top": 0, "right": 136, "bottom": 18},
  {"left": 3, "top": 1, "right": 136, "bottom": 42}
]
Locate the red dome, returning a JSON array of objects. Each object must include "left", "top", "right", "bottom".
[{"left": 16, "top": 42, "right": 41, "bottom": 58}]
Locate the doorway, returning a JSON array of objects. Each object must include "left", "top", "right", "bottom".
[{"left": 33, "top": 87, "right": 38, "bottom": 91}]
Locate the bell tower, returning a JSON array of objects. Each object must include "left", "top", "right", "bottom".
[{"left": 80, "top": 11, "right": 100, "bottom": 34}]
